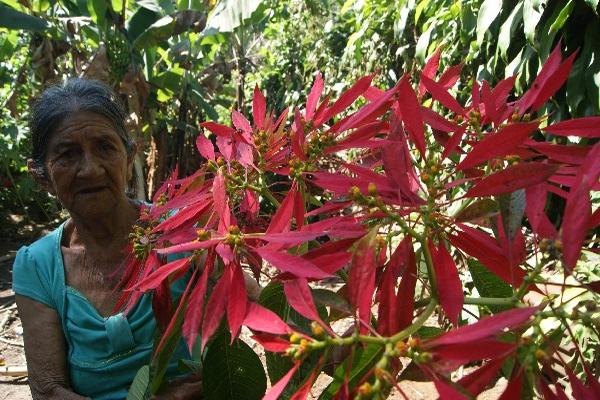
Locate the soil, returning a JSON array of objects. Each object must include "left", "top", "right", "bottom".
[
  {"left": 0, "top": 212, "right": 62, "bottom": 400},
  {"left": 0, "top": 214, "right": 507, "bottom": 399}
]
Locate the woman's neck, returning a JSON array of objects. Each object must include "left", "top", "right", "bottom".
[{"left": 65, "top": 198, "right": 139, "bottom": 253}]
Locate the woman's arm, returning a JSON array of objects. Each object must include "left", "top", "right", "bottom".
[{"left": 15, "top": 295, "right": 90, "bottom": 400}]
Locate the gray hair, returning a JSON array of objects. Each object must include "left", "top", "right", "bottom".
[{"left": 29, "top": 78, "right": 134, "bottom": 175}]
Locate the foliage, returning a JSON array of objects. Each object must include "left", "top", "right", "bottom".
[{"left": 119, "top": 41, "right": 600, "bottom": 399}]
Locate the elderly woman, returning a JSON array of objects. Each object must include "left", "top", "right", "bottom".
[{"left": 13, "top": 79, "right": 202, "bottom": 399}]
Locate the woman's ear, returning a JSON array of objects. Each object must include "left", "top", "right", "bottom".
[{"left": 27, "top": 159, "right": 56, "bottom": 195}]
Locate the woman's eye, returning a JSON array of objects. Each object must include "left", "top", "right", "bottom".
[
  {"left": 59, "top": 149, "right": 76, "bottom": 159},
  {"left": 99, "top": 141, "right": 117, "bottom": 152}
]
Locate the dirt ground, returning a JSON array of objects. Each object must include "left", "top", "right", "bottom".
[
  {"left": 0, "top": 214, "right": 507, "bottom": 400},
  {"left": 0, "top": 213, "right": 58, "bottom": 400}
]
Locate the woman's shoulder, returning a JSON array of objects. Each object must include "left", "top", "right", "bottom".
[
  {"left": 13, "top": 223, "right": 67, "bottom": 309},
  {"left": 18, "top": 222, "right": 65, "bottom": 263}
]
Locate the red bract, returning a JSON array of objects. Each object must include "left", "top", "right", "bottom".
[{"left": 120, "top": 43, "right": 598, "bottom": 399}]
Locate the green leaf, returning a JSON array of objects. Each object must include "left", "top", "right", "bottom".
[
  {"left": 312, "top": 288, "right": 352, "bottom": 315},
  {"left": 468, "top": 260, "right": 512, "bottom": 313},
  {"left": 0, "top": 4, "right": 48, "bottom": 31},
  {"left": 127, "top": 6, "right": 160, "bottom": 42},
  {"left": 585, "top": 0, "right": 599, "bottom": 12},
  {"left": 178, "top": 358, "right": 203, "bottom": 374},
  {"left": 549, "top": 0, "right": 574, "bottom": 33},
  {"left": 133, "top": 11, "right": 206, "bottom": 50},
  {"left": 87, "top": 0, "right": 108, "bottom": 30},
  {"left": 498, "top": 1, "right": 523, "bottom": 60},
  {"left": 415, "top": 325, "right": 444, "bottom": 339},
  {"left": 319, "top": 344, "right": 383, "bottom": 399},
  {"left": 455, "top": 198, "right": 499, "bottom": 223},
  {"left": 190, "top": 88, "right": 220, "bottom": 121},
  {"left": 523, "top": 0, "right": 547, "bottom": 45},
  {"left": 203, "top": 0, "right": 263, "bottom": 34},
  {"left": 415, "top": 23, "right": 434, "bottom": 63},
  {"left": 202, "top": 331, "right": 267, "bottom": 400},
  {"left": 476, "top": 0, "right": 502, "bottom": 46},
  {"left": 127, "top": 365, "right": 150, "bottom": 400},
  {"left": 498, "top": 189, "right": 526, "bottom": 241}
]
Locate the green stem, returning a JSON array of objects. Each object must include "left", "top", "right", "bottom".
[
  {"left": 376, "top": 202, "right": 422, "bottom": 241},
  {"left": 414, "top": 296, "right": 517, "bottom": 308},
  {"left": 260, "top": 186, "right": 280, "bottom": 208},
  {"left": 389, "top": 299, "right": 437, "bottom": 343}
]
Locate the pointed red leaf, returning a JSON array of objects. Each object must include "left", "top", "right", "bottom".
[
  {"left": 152, "top": 278, "right": 173, "bottom": 333},
  {"left": 529, "top": 141, "right": 592, "bottom": 164},
  {"left": 458, "top": 121, "right": 540, "bottom": 170},
  {"left": 449, "top": 225, "right": 526, "bottom": 286},
  {"left": 263, "top": 363, "right": 300, "bottom": 400},
  {"left": 435, "top": 380, "right": 469, "bottom": 400},
  {"left": 432, "top": 340, "right": 515, "bottom": 364},
  {"left": 196, "top": 133, "right": 215, "bottom": 160},
  {"left": 465, "top": 162, "right": 559, "bottom": 197},
  {"left": 132, "top": 257, "right": 190, "bottom": 292},
  {"left": 498, "top": 368, "right": 523, "bottom": 400},
  {"left": 428, "top": 240, "right": 463, "bottom": 326},
  {"left": 292, "top": 109, "right": 306, "bottom": 159},
  {"left": 255, "top": 247, "right": 332, "bottom": 279},
  {"left": 243, "top": 302, "right": 291, "bottom": 334},
  {"left": 289, "top": 358, "right": 324, "bottom": 400},
  {"left": 396, "top": 238, "right": 417, "bottom": 330},
  {"left": 294, "top": 184, "right": 305, "bottom": 229},
  {"left": 543, "top": 117, "right": 600, "bottom": 138},
  {"left": 397, "top": 76, "right": 426, "bottom": 156},
  {"left": 427, "top": 306, "right": 537, "bottom": 346},
  {"left": 201, "top": 121, "right": 235, "bottom": 137},
  {"left": 227, "top": 265, "right": 248, "bottom": 340},
  {"left": 253, "top": 85, "right": 266, "bottom": 130},
  {"left": 284, "top": 278, "right": 333, "bottom": 336},
  {"left": 316, "top": 75, "right": 374, "bottom": 125},
  {"left": 516, "top": 43, "right": 564, "bottom": 114},
  {"left": 420, "top": 75, "right": 465, "bottom": 116},
  {"left": 562, "top": 181, "right": 591, "bottom": 271},
  {"left": 232, "top": 109, "right": 252, "bottom": 133},
  {"left": 153, "top": 268, "right": 198, "bottom": 358},
  {"left": 306, "top": 73, "right": 324, "bottom": 121},
  {"left": 156, "top": 238, "right": 221, "bottom": 255},
  {"left": 215, "top": 135, "right": 233, "bottom": 161},
  {"left": 183, "top": 251, "right": 215, "bottom": 351},
  {"left": 530, "top": 50, "right": 578, "bottom": 112},
  {"left": 525, "top": 183, "right": 557, "bottom": 239},
  {"left": 458, "top": 356, "right": 507, "bottom": 396},
  {"left": 438, "top": 63, "right": 463, "bottom": 90},
  {"left": 441, "top": 124, "right": 466, "bottom": 159},
  {"left": 252, "top": 334, "right": 290, "bottom": 352},
  {"left": 201, "top": 272, "right": 231, "bottom": 350},
  {"left": 418, "top": 48, "right": 441, "bottom": 97},
  {"left": 566, "top": 366, "right": 595, "bottom": 400},
  {"left": 561, "top": 142, "right": 600, "bottom": 269},
  {"left": 347, "top": 229, "right": 377, "bottom": 334},
  {"left": 422, "top": 107, "right": 460, "bottom": 132},
  {"left": 333, "top": 84, "right": 397, "bottom": 133},
  {"left": 266, "top": 183, "right": 297, "bottom": 234}
]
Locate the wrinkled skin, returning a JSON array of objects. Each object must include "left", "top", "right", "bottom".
[{"left": 18, "top": 111, "right": 202, "bottom": 399}]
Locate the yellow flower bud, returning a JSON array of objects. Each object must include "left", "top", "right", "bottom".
[
  {"left": 289, "top": 332, "right": 302, "bottom": 344},
  {"left": 367, "top": 182, "right": 377, "bottom": 196}
]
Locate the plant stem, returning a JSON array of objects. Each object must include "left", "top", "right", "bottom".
[
  {"left": 414, "top": 296, "right": 518, "bottom": 308},
  {"left": 260, "top": 186, "right": 280, "bottom": 208}
]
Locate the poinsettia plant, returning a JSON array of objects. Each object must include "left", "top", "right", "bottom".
[{"left": 119, "top": 42, "right": 600, "bottom": 399}]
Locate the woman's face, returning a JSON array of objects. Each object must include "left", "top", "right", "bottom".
[{"left": 44, "top": 111, "right": 134, "bottom": 218}]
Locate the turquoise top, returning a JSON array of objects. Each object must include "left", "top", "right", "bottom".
[{"left": 12, "top": 222, "right": 191, "bottom": 399}]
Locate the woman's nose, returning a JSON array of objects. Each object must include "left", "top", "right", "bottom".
[{"left": 77, "top": 152, "right": 104, "bottom": 178}]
